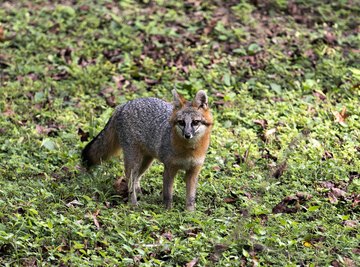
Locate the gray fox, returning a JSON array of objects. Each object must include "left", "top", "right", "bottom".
[{"left": 82, "top": 90, "right": 213, "bottom": 211}]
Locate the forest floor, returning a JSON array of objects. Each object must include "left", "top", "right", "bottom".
[{"left": 0, "top": 0, "right": 359, "bottom": 266}]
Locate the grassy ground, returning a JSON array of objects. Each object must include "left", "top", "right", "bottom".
[{"left": 1, "top": 0, "right": 359, "bottom": 266}]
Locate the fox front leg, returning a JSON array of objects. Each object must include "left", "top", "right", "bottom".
[
  {"left": 162, "top": 166, "right": 178, "bottom": 209},
  {"left": 185, "top": 166, "right": 202, "bottom": 211}
]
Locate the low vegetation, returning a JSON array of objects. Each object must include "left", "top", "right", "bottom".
[{"left": 0, "top": 0, "right": 359, "bottom": 266}]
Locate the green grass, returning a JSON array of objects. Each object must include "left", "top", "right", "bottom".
[{"left": 1, "top": 0, "right": 359, "bottom": 266}]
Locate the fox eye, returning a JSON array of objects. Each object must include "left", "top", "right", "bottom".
[
  {"left": 177, "top": 120, "right": 185, "bottom": 126},
  {"left": 192, "top": 120, "right": 201, "bottom": 126}
]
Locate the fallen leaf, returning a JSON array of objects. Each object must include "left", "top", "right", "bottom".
[
  {"left": 254, "top": 119, "right": 268, "bottom": 129},
  {"left": 313, "top": 90, "right": 326, "bottom": 101},
  {"left": 113, "top": 177, "right": 128, "bottom": 198},
  {"left": 212, "top": 165, "right": 221, "bottom": 171},
  {"left": 184, "top": 227, "right": 200, "bottom": 237},
  {"left": 78, "top": 55, "right": 96, "bottom": 67},
  {"left": 319, "top": 181, "right": 334, "bottom": 189},
  {"left": 351, "top": 194, "right": 360, "bottom": 208},
  {"left": 343, "top": 257, "right": 356, "bottom": 267},
  {"left": 144, "top": 78, "right": 158, "bottom": 85},
  {"left": 112, "top": 75, "right": 125, "bottom": 89},
  {"left": 105, "top": 95, "right": 116, "bottom": 107},
  {"left": 328, "top": 192, "right": 338, "bottom": 204},
  {"left": 58, "top": 47, "right": 73, "bottom": 64},
  {"left": 79, "top": 5, "right": 90, "bottom": 11},
  {"left": 322, "top": 150, "right": 333, "bottom": 160},
  {"left": 333, "top": 106, "right": 348, "bottom": 124},
  {"left": 223, "top": 197, "right": 237, "bottom": 203},
  {"left": 66, "top": 199, "right": 83, "bottom": 207},
  {"left": 100, "top": 87, "right": 114, "bottom": 95},
  {"left": 272, "top": 161, "right": 287, "bottom": 178},
  {"left": 3, "top": 105, "right": 15, "bottom": 116},
  {"left": 304, "top": 49, "right": 318, "bottom": 62},
  {"left": 77, "top": 128, "right": 90, "bottom": 142},
  {"left": 162, "top": 231, "right": 173, "bottom": 241},
  {"left": 0, "top": 26, "right": 4, "bottom": 41},
  {"left": 51, "top": 69, "right": 70, "bottom": 80},
  {"left": 331, "top": 187, "right": 347, "bottom": 197},
  {"left": 186, "top": 258, "right": 198, "bottom": 267},
  {"left": 343, "top": 220, "right": 358, "bottom": 228},
  {"left": 324, "top": 31, "right": 337, "bottom": 45},
  {"left": 272, "top": 193, "right": 312, "bottom": 214},
  {"left": 214, "top": 243, "right": 229, "bottom": 253},
  {"left": 328, "top": 187, "right": 347, "bottom": 204},
  {"left": 264, "top": 128, "right": 276, "bottom": 139},
  {"left": 36, "top": 124, "right": 58, "bottom": 136},
  {"left": 103, "top": 49, "right": 122, "bottom": 63},
  {"left": 92, "top": 209, "right": 101, "bottom": 230}
]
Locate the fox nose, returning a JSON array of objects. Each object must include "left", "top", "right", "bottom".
[{"left": 184, "top": 133, "right": 192, "bottom": 139}]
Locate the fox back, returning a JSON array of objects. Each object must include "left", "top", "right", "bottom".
[{"left": 82, "top": 90, "right": 213, "bottom": 211}]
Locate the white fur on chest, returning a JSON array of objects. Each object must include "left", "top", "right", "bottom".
[{"left": 173, "top": 155, "right": 205, "bottom": 170}]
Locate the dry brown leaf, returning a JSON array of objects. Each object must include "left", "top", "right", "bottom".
[
  {"left": 352, "top": 194, "right": 360, "bottom": 208},
  {"left": 331, "top": 187, "right": 347, "bottom": 197},
  {"left": 162, "top": 231, "right": 173, "bottom": 241},
  {"left": 66, "top": 199, "right": 83, "bottom": 207},
  {"left": 324, "top": 31, "right": 337, "bottom": 45},
  {"left": 343, "top": 257, "right": 356, "bottom": 267},
  {"left": 319, "top": 181, "right": 334, "bottom": 189},
  {"left": 36, "top": 124, "right": 59, "bottom": 135},
  {"left": 0, "top": 26, "right": 4, "bottom": 41},
  {"left": 264, "top": 128, "right": 276, "bottom": 139},
  {"left": 272, "top": 193, "right": 312, "bottom": 214},
  {"left": 328, "top": 192, "right": 338, "bottom": 203},
  {"left": 322, "top": 150, "right": 334, "bottom": 160},
  {"left": 328, "top": 187, "right": 346, "bottom": 204},
  {"left": 186, "top": 258, "right": 198, "bottom": 267},
  {"left": 223, "top": 197, "right": 237, "bottom": 203},
  {"left": 313, "top": 90, "right": 326, "bottom": 101},
  {"left": 113, "top": 176, "right": 128, "bottom": 198},
  {"left": 343, "top": 220, "right": 358, "bottom": 228},
  {"left": 3, "top": 105, "right": 15, "bottom": 116},
  {"left": 254, "top": 119, "right": 268, "bottom": 129},
  {"left": 272, "top": 161, "right": 287, "bottom": 178},
  {"left": 333, "top": 106, "right": 348, "bottom": 124},
  {"left": 92, "top": 209, "right": 101, "bottom": 230},
  {"left": 77, "top": 128, "right": 90, "bottom": 142}
]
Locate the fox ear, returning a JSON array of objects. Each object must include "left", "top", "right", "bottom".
[
  {"left": 172, "top": 90, "right": 185, "bottom": 109},
  {"left": 193, "top": 90, "right": 208, "bottom": 109}
]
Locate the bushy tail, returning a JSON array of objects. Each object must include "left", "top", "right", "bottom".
[{"left": 82, "top": 117, "right": 121, "bottom": 168}]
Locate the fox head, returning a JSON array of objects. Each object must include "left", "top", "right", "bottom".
[{"left": 171, "top": 90, "right": 213, "bottom": 141}]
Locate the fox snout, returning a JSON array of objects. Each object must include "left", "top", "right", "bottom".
[
  {"left": 184, "top": 132, "right": 192, "bottom": 139},
  {"left": 184, "top": 131, "right": 193, "bottom": 139},
  {"left": 176, "top": 119, "right": 204, "bottom": 140},
  {"left": 183, "top": 122, "right": 194, "bottom": 139}
]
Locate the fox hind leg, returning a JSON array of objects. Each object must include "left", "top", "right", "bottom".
[
  {"left": 134, "top": 155, "right": 153, "bottom": 195},
  {"left": 124, "top": 151, "right": 153, "bottom": 206}
]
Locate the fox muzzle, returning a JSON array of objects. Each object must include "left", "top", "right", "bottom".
[{"left": 183, "top": 125, "right": 194, "bottom": 139}]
